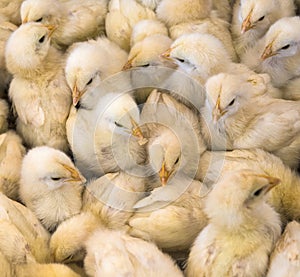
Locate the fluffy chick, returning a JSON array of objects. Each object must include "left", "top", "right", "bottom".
[
  {"left": 6, "top": 22, "right": 72, "bottom": 153},
  {"left": 0, "top": 0, "right": 23, "bottom": 25},
  {"left": 20, "top": 0, "right": 108, "bottom": 49},
  {"left": 156, "top": 0, "right": 212, "bottom": 27},
  {"left": 0, "top": 131, "right": 26, "bottom": 200},
  {"left": 267, "top": 221, "right": 300, "bottom": 277},
  {"left": 231, "top": 0, "right": 295, "bottom": 57},
  {"left": 241, "top": 16, "right": 300, "bottom": 88},
  {"left": 19, "top": 146, "right": 86, "bottom": 232},
  {"left": 84, "top": 228, "right": 183, "bottom": 277},
  {"left": 105, "top": 0, "right": 156, "bottom": 51},
  {"left": 186, "top": 170, "right": 281, "bottom": 277},
  {"left": 204, "top": 72, "right": 300, "bottom": 168}
]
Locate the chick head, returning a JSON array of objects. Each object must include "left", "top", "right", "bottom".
[
  {"left": 5, "top": 22, "right": 54, "bottom": 75},
  {"left": 160, "top": 33, "right": 231, "bottom": 81},
  {"left": 239, "top": 0, "right": 279, "bottom": 34},
  {"left": 261, "top": 16, "right": 300, "bottom": 60},
  {"left": 205, "top": 72, "right": 271, "bottom": 122},
  {"left": 20, "top": 146, "right": 86, "bottom": 192},
  {"left": 21, "top": 0, "right": 61, "bottom": 25},
  {"left": 205, "top": 169, "right": 280, "bottom": 227}
]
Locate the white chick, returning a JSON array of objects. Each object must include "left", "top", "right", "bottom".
[
  {"left": 84, "top": 229, "right": 183, "bottom": 277},
  {"left": 129, "top": 177, "right": 208, "bottom": 254},
  {"left": 197, "top": 148, "right": 300, "bottom": 223},
  {"left": 156, "top": 0, "right": 212, "bottom": 28},
  {"left": 20, "top": 0, "right": 108, "bottom": 49},
  {"left": 6, "top": 22, "right": 72, "bottom": 153},
  {"left": 130, "top": 19, "right": 168, "bottom": 47},
  {"left": 241, "top": 16, "right": 300, "bottom": 88},
  {"left": 186, "top": 170, "right": 281, "bottom": 277},
  {"left": 0, "top": 193, "right": 51, "bottom": 263},
  {"left": 15, "top": 263, "right": 81, "bottom": 277},
  {"left": 204, "top": 72, "right": 300, "bottom": 168},
  {"left": 19, "top": 146, "right": 86, "bottom": 232},
  {"left": 105, "top": 0, "right": 156, "bottom": 51},
  {"left": 141, "top": 90, "right": 207, "bottom": 185},
  {"left": 267, "top": 220, "right": 300, "bottom": 277},
  {"left": 0, "top": 0, "right": 23, "bottom": 25},
  {"left": 231, "top": 0, "right": 295, "bottom": 57},
  {"left": 169, "top": 15, "right": 238, "bottom": 62},
  {"left": 0, "top": 18, "right": 17, "bottom": 98},
  {"left": 0, "top": 131, "right": 26, "bottom": 200},
  {"left": 51, "top": 171, "right": 147, "bottom": 263}
]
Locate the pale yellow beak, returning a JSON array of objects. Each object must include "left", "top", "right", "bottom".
[
  {"left": 255, "top": 174, "right": 280, "bottom": 193},
  {"left": 261, "top": 43, "right": 276, "bottom": 60},
  {"left": 44, "top": 24, "right": 57, "bottom": 38},
  {"left": 160, "top": 48, "right": 172, "bottom": 59},
  {"left": 159, "top": 162, "right": 171, "bottom": 186},
  {"left": 122, "top": 57, "right": 135, "bottom": 71},
  {"left": 72, "top": 84, "right": 84, "bottom": 107},
  {"left": 241, "top": 11, "right": 253, "bottom": 34},
  {"left": 129, "top": 115, "right": 148, "bottom": 145},
  {"left": 62, "top": 164, "right": 86, "bottom": 183},
  {"left": 22, "top": 15, "right": 28, "bottom": 24},
  {"left": 212, "top": 94, "right": 226, "bottom": 123}
]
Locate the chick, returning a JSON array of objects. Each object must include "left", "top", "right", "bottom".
[
  {"left": 6, "top": 22, "right": 72, "bottom": 153},
  {"left": 105, "top": 0, "right": 156, "bottom": 51},
  {"left": 283, "top": 77, "right": 300, "bottom": 101},
  {"left": 19, "top": 146, "right": 86, "bottom": 232},
  {"left": 0, "top": 131, "right": 26, "bottom": 200},
  {"left": 211, "top": 0, "right": 232, "bottom": 23},
  {"left": 0, "top": 0, "right": 23, "bottom": 25},
  {"left": 20, "top": 0, "right": 108, "bottom": 49},
  {"left": 204, "top": 72, "right": 300, "bottom": 168},
  {"left": 186, "top": 170, "right": 281, "bottom": 277},
  {"left": 129, "top": 177, "right": 208, "bottom": 254},
  {"left": 240, "top": 16, "right": 300, "bottom": 88},
  {"left": 130, "top": 19, "right": 168, "bottom": 47},
  {"left": 231, "top": 0, "right": 295, "bottom": 57},
  {"left": 0, "top": 193, "right": 51, "bottom": 263},
  {"left": 0, "top": 18, "right": 17, "bottom": 98},
  {"left": 51, "top": 171, "right": 147, "bottom": 263},
  {"left": 156, "top": 0, "right": 212, "bottom": 28},
  {"left": 0, "top": 99, "right": 9, "bottom": 134},
  {"left": 267, "top": 221, "right": 300, "bottom": 277},
  {"left": 15, "top": 263, "right": 81, "bottom": 277},
  {"left": 84, "top": 228, "right": 183, "bottom": 277},
  {"left": 136, "top": 0, "right": 161, "bottom": 10},
  {"left": 0, "top": 251, "right": 13, "bottom": 277}
]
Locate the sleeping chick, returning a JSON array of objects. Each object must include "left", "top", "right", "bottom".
[
  {"left": 186, "top": 170, "right": 281, "bottom": 277},
  {"left": 21, "top": 0, "right": 108, "bottom": 49},
  {"left": 19, "top": 146, "right": 86, "bottom": 232},
  {"left": 84, "top": 228, "right": 183, "bottom": 277},
  {"left": 6, "top": 22, "right": 72, "bottom": 153}
]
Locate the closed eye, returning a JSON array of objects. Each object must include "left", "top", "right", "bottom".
[
  {"left": 228, "top": 98, "right": 235, "bottom": 106},
  {"left": 257, "top": 16, "right": 265, "bottom": 21},
  {"left": 174, "top": 157, "right": 180, "bottom": 165},
  {"left": 281, "top": 44, "right": 290, "bottom": 50},
  {"left": 35, "top": 17, "right": 43, "bottom": 22},
  {"left": 86, "top": 78, "right": 93, "bottom": 86},
  {"left": 175, "top": 58, "right": 185, "bottom": 63},
  {"left": 140, "top": 64, "right": 150, "bottom": 67},
  {"left": 51, "top": 177, "right": 61, "bottom": 181},
  {"left": 114, "top": 121, "right": 123, "bottom": 128}
]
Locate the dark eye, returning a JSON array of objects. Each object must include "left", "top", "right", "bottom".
[
  {"left": 258, "top": 16, "right": 265, "bottom": 21},
  {"left": 253, "top": 187, "right": 264, "bottom": 197},
  {"left": 114, "top": 121, "right": 123, "bottom": 127},
  {"left": 175, "top": 58, "right": 185, "bottom": 63},
  {"left": 141, "top": 64, "right": 150, "bottom": 68},
  {"left": 86, "top": 78, "right": 93, "bottom": 86},
  {"left": 228, "top": 98, "right": 235, "bottom": 106},
  {"left": 281, "top": 44, "right": 290, "bottom": 50},
  {"left": 35, "top": 17, "right": 43, "bottom": 22},
  {"left": 51, "top": 177, "right": 61, "bottom": 181},
  {"left": 38, "top": 35, "right": 45, "bottom": 43},
  {"left": 174, "top": 157, "right": 180, "bottom": 165}
]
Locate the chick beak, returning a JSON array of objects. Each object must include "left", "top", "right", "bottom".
[
  {"left": 72, "top": 85, "right": 81, "bottom": 107},
  {"left": 212, "top": 95, "right": 222, "bottom": 123},
  {"left": 264, "top": 175, "right": 280, "bottom": 193},
  {"left": 122, "top": 57, "right": 134, "bottom": 71},
  {"left": 159, "top": 162, "right": 171, "bottom": 186},
  {"left": 62, "top": 164, "right": 86, "bottom": 183},
  {"left": 44, "top": 24, "right": 57, "bottom": 38},
  {"left": 129, "top": 115, "right": 148, "bottom": 145},
  {"left": 261, "top": 43, "right": 276, "bottom": 60},
  {"left": 22, "top": 16, "right": 28, "bottom": 24},
  {"left": 241, "top": 12, "right": 253, "bottom": 34}
]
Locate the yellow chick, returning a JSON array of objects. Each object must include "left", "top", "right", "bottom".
[
  {"left": 6, "top": 22, "right": 72, "bottom": 153},
  {"left": 267, "top": 220, "right": 300, "bottom": 277},
  {"left": 186, "top": 170, "right": 281, "bottom": 277},
  {"left": 105, "top": 0, "right": 156, "bottom": 51},
  {"left": 19, "top": 146, "right": 86, "bottom": 232},
  {"left": 20, "top": 0, "right": 108, "bottom": 49},
  {"left": 84, "top": 228, "right": 183, "bottom": 277},
  {"left": 0, "top": 131, "right": 26, "bottom": 200}
]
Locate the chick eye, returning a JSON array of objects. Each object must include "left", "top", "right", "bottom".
[
  {"left": 141, "top": 64, "right": 150, "bottom": 67},
  {"left": 175, "top": 58, "right": 185, "bottom": 63},
  {"left": 114, "top": 121, "right": 123, "bottom": 128},
  {"left": 281, "top": 44, "right": 290, "bottom": 50},
  {"left": 253, "top": 187, "right": 264, "bottom": 197},
  {"left": 38, "top": 35, "right": 45, "bottom": 43},
  {"left": 86, "top": 78, "right": 93, "bottom": 86},
  {"left": 51, "top": 177, "right": 61, "bottom": 181},
  {"left": 174, "top": 157, "right": 180, "bottom": 165},
  {"left": 258, "top": 16, "right": 265, "bottom": 21},
  {"left": 35, "top": 17, "right": 43, "bottom": 22},
  {"left": 228, "top": 98, "right": 235, "bottom": 106}
]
